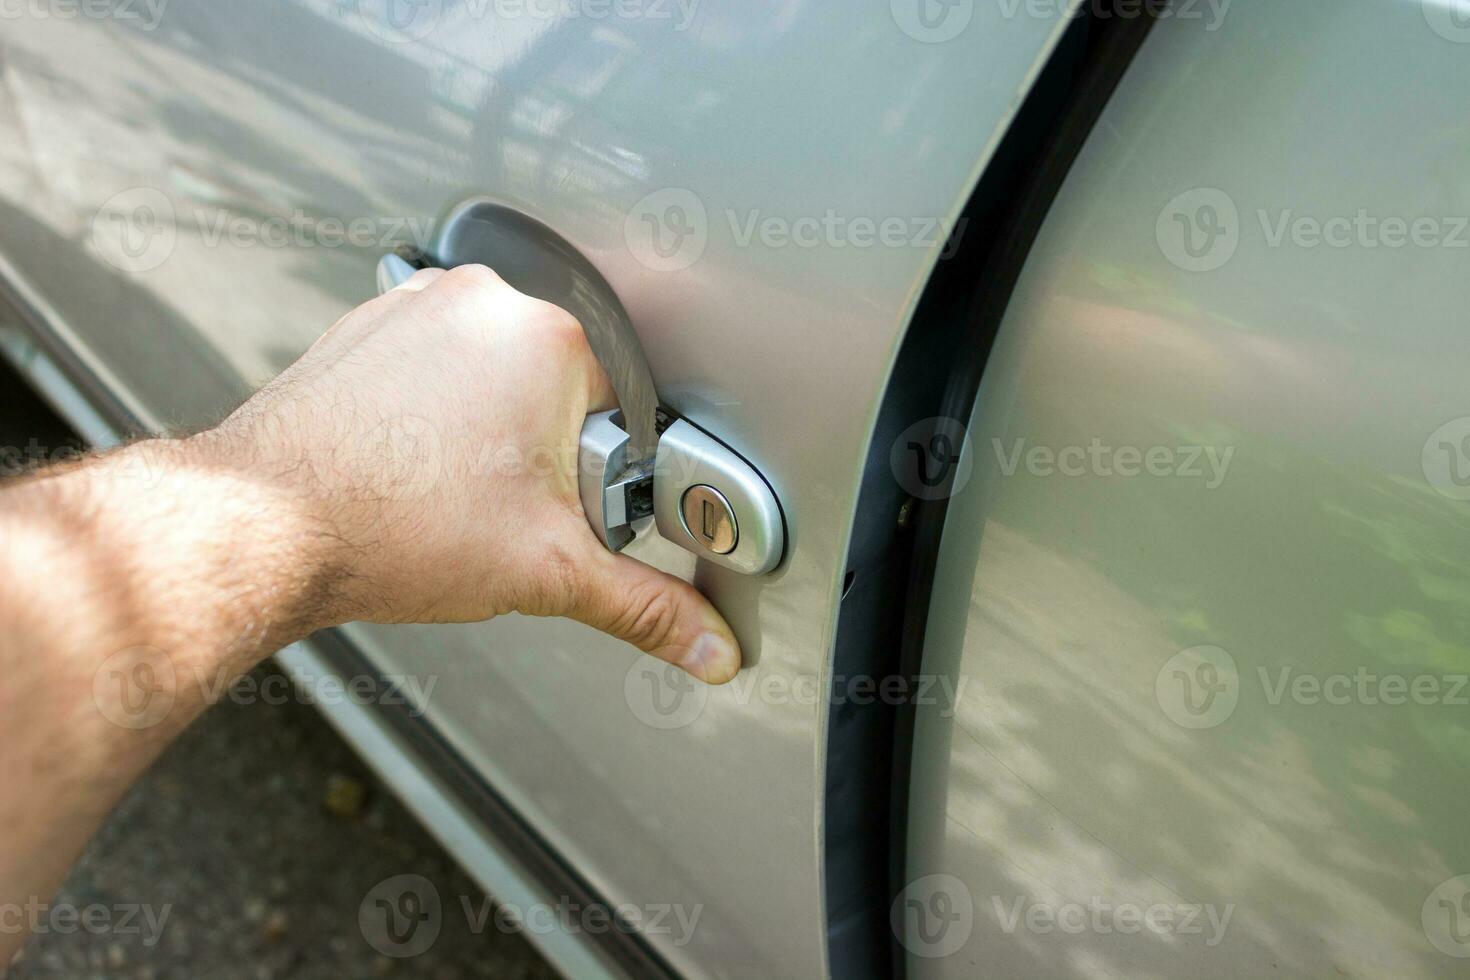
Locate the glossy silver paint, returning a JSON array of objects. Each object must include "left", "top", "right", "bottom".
[
  {"left": 907, "top": 1, "right": 1470, "bottom": 976},
  {"left": 652, "top": 418, "right": 784, "bottom": 575},
  {"left": 0, "top": 2, "right": 1076, "bottom": 975}
]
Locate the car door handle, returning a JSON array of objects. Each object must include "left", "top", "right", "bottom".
[
  {"left": 375, "top": 248, "right": 422, "bottom": 295},
  {"left": 375, "top": 200, "right": 785, "bottom": 575}
]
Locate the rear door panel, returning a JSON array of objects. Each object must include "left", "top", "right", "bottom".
[{"left": 906, "top": 1, "right": 1470, "bottom": 976}]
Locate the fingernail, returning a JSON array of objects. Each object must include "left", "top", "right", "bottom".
[{"left": 680, "top": 632, "right": 739, "bottom": 684}]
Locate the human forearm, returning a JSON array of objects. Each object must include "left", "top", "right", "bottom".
[
  {"left": 0, "top": 435, "right": 349, "bottom": 953},
  {"left": 0, "top": 434, "right": 348, "bottom": 691}
]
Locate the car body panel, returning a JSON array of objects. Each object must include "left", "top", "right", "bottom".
[
  {"left": 0, "top": 2, "right": 1078, "bottom": 975},
  {"left": 906, "top": 1, "right": 1470, "bottom": 976}
]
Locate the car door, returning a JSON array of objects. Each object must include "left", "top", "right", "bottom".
[
  {"left": 903, "top": 0, "right": 1470, "bottom": 977},
  {"left": 0, "top": 2, "right": 1082, "bottom": 976}
]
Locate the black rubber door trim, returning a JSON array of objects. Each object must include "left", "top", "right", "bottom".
[{"left": 822, "top": 5, "right": 1168, "bottom": 978}]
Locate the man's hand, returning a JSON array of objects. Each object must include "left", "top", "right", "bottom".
[
  {"left": 201, "top": 264, "right": 739, "bottom": 681},
  {"left": 0, "top": 265, "right": 738, "bottom": 965}
]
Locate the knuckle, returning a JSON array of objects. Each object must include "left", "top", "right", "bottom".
[
  {"left": 440, "top": 262, "right": 504, "bottom": 292},
  {"left": 541, "top": 307, "right": 589, "bottom": 351},
  {"left": 507, "top": 290, "right": 580, "bottom": 332},
  {"left": 403, "top": 266, "right": 443, "bottom": 289},
  {"left": 518, "top": 300, "right": 590, "bottom": 358},
  {"left": 616, "top": 584, "right": 682, "bottom": 652}
]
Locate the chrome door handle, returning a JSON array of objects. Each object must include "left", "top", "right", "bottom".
[
  {"left": 376, "top": 199, "right": 785, "bottom": 575},
  {"left": 375, "top": 247, "right": 423, "bottom": 294}
]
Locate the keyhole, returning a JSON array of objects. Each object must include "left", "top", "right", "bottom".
[
  {"left": 679, "top": 484, "right": 738, "bottom": 555},
  {"left": 701, "top": 498, "right": 717, "bottom": 541}
]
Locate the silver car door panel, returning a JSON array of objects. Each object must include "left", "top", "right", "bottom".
[{"left": 905, "top": 0, "right": 1470, "bottom": 976}]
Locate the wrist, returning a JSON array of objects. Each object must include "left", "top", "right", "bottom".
[
  {"left": 168, "top": 429, "right": 361, "bottom": 646},
  {"left": 0, "top": 434, "right": 352, "bottom": 744},
  {"left": 30, "top": 433, "right": 357, "bottom": 684}
]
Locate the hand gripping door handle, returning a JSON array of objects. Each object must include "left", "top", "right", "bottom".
[{"left": 376, "top": 199, "right": 785, "bottom": 575}]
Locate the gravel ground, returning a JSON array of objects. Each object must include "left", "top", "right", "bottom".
[{"left": 2, "top": 359, "right": 558, "bottom": 979}]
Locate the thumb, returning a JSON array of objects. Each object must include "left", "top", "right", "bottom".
[{"left": 567, "top": 549, "right": 742, "bottom": 685}]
